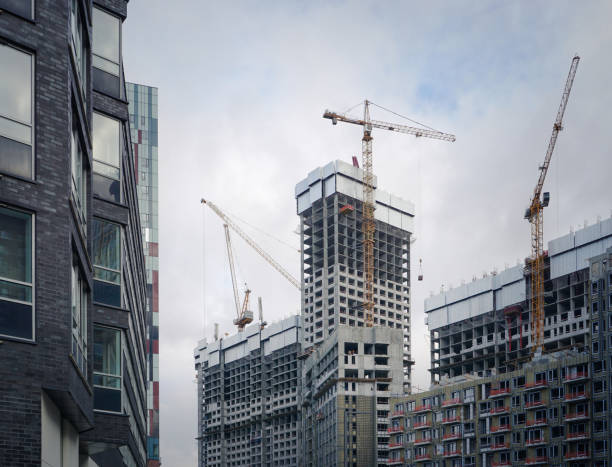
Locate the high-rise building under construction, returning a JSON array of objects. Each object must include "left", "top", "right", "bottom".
[{"left": 295, "top": 160, "right": 414, "bottom": 389}]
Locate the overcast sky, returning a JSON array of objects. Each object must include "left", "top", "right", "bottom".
[{"left": 123, "top": 1, "right": 612, "bottom": 465}]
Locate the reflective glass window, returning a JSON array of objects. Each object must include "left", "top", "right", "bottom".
[
  {"left": 0, "top": 0, "right": 34, "bottom": 19},
  {"left": 92, "top": 218, "right": 121, "bottom": 307},
  {"left": 70, "top": 0, "right": 88, "bottom": 99},
  {"left": 93, "top": 325, "right": 122, "bottom": 412},
  {"left": 71, "top": 123, "right": 87, "bottom": 231},
  {"left": 92, "top": 7, "right": 120, "bottom": 76},
  {"left": 0, "top": 206, "right": 33, "bottom": 340},
  {"left": 0, "top": 43, "right": 33, "bottom": 179},
  {"left": 93, "top": 112, "right": 121, "bottom": 202},
  {"left": 71, "top": 262, "right": 88, "bottom": 376}
]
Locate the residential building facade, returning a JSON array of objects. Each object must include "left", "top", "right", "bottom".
[
  {"left": 0, "top": 0, "right": 148, "bottom": 465},
  {"left": 127, "top": 82, "right": 160, "bottom": 466},
  {"left": 301, "top": 325, "right": 405, "bottom": 467},
  {"left": 194, "top": 316, "right": 302, "bottom": 467},
  {"left": 427, "top": 217, "right": 612, "bottom": 383},
  {"left": 295, "top": 160, "right": 414, "bottom": 390},
  {"left": 389, "top": 351, "right": 609, "bottom": 467}
]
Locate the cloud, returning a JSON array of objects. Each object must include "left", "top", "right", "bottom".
[{"left": 123, "top": 1, "right": 612, "bottom": 464}]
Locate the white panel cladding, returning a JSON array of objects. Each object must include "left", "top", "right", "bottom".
[
  {"left": 322, "top": 160, "right": 336, "bottom": 179},
  {"left": 41, "top": 393, "right": 62, "bottom": 467},
  {"left": 575, "top": 222, "right": 602, "bottom": 247},
  {"left": 402, "top": 213, "right": 414, "bottom": 232},
  {"left": 323, "top": 175, "right": 335, "bottom": 197},
  {"left": 224, "top": 341, "right": 248, "bottom": 364},
  {"left": 309, "top": 180, "right": 322, "bottom": 204},
  {"left": 549, "top": 232, "right": 575, "bottom": 256},
  {"left": 602, "top": 218, "right": 612, "bottom": 237},
  {"left": 295, "top": 178, "right": 308, "bottom": 197},
  {"left": 551, "top": 249, "right": 577, "bottom": 279},
  {"left": 428, "top": 307, "right": 448, "bottom": 329},
  {"left": 62, "top": 419, "right": 79, "bottom": 467},
  {"left": 376, "top": 190, "right": 391, "bottom": 206},
  {"left": 388, "top": 207, "right": 401, "bottom": 229},
  {"left": 297, "top": 192, "right": 309, "bottom": 214},
  {"left": 470, "top": 291, "right": 493, "bottom": 316},
  {"left": 448, "top": 299, "right": 470, "bottom": 322},
  {"left": 425, "top": 293, "right": 447, "bottom": 312},
  {"left": 336, "top": 173, "right": 360, "bottom": 200},
  {"left": 576, "top": 241, "right": 605, "bottom": 271},
  {"left": 496, "top": 279, "right": 526, "bottom": 309},
  {"left": 208, "top": 349, "right": 220, "bottom": 366}
]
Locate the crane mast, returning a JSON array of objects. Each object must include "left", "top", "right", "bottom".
[
  {"left": 201, "top": 199, "right": 301, "bottom": 291},
  {"left": 324, "top": 100, "right": 455, "bottom": 326},
  {"left": 223, "top": 224, "right": 253, "bottom": 331},
  {"left": 526, "top": 55, "right": 580, "bottom": 356}
]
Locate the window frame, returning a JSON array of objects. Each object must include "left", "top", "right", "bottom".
[
  {"left": 0, "top": 0, "right": 35, "bottom": 20},
  {"left": 93, "top": 324, "right": 122, "bottom": 413},
  {"left": 92, "top": 217, "right": 122, "bottom": 307},
  {"left": 70, "top": 0, "right": 88, "bottom": 103},
  {"left": 92, "top": 6, "right": 121, "bottom": 77},
  {"left": 71, "top": 121, "right": 88, "bottom": 233},
  {"left": 71, "top": 260, "right": 88, "bottom": 377},
  {"left": 92, "top": 111, "right": 122, "bottom": 203},
  {"left": 0, "top": 41, "right": 35, "bottom": 180},
  {"left": 0, "top": 205, "right": 35, "bottom": 342}
]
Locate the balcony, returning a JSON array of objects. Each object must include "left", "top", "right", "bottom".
[
  {"left": 414, "top": 438, "right": 432, "bottom": 445},
  {"left": 489, "top": 387, "right": 511, "bottom": 398},
  {"left": 387, "top": 458, "right": 404, "bottom": 465},
  {"left": 442, "top": 398, "right": 462, "bottom": 407},
  {"left": 443, "top": 432, "right": 462, "bottom": 440},
  {"left": 526, "top": 418, "right": 547, "bottom": 427},
  {"left": 525, "top": 438, "right": 546, "bottom": 446},
  {"left": 524, "top": 380, "right": 548, "bottom": 390},
  {"left": 378, "top": 430, "right": 391, "bottom": 437},
  {"left": 443, "top": 449, "right": 461, "bottom": 457},
  {"left": 566, "top": 431, "right": 589, "bottom": 441},
  {"left": 490, "top": 406, "right": 509, "bottom": 415},
  {"left": 565, "top": 391, "right": 589, "bottom": 401},
  {"left": 391, "top": 410, "right": 404, "bottom": 419},
  {"left": 490, "top": 424, "right": 511, "bottom": 433},
  {"left": 491, "top": 461, "right": 512, "bottom": 467},
  {"left": 564, "top": 451, "right": 589, "bottom": 460},
  {"left": 413, "top": 404, "right": 432, "bottom": 413},
  {"left": 413, "top": 421, "right": 432, "bottom": 430},
  {"left": 564, "top": 371, "right": 588, "bottom": 382},
  {"left": 564, "top": 411, "right": 589, "bottom": 422},
  {"left": 482, "top": 442, "right": 510, "bottom": 452},
  {"left": 388, "top": 442, "right": 403, "bottom": 450},
  {"left": 525, "top": 400, "right": 545, "bottom": 409},
  {"left": 525, "top": 457, "right": 548, "bottom": 465},
  {"left": 414, "top": 454, "right": 432, "bottom": 462},
  {"left": 441, "top": 416, "right": 461, "bottom": 424},
  {"left": 387, "top": 426, "right": 404, "bottom": 433}
]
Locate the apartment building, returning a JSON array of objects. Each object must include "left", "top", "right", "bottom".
[
  {"left": 427, "top": 217, "right": 612, "bottom": 382},
  {"left": 127, "top": 82, "right": 161, "bottom": 466},
  {"left": 301, "top": 325, "right": 404, "bottom": 467},
  {"left": 194, "top": 316, "right": 302, "bottom": 467},
  {"left": 389, "top": 351, "right": 609, "bottom": 467},
  {"left": 0, "top": 0, "right": 148, "bottom": 465},
  {"left": 296, "top": 160, "right": 413, "bottom": 390}
]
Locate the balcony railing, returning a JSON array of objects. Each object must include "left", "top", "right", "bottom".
[
  {"left": 525, "top": 380, "right": 547, "bottom": 390},
  {"left": 387, "top": 426, "right": 404, "bottom": 433},
  {"left": 490, "top": 406, "right": 509, "bottom": 414},
  {"left": 443, "top": 450, "right": 461, "bottom": 457},
  {"left": 387, "top": 458, "right": 404, "bottom": 465},
  {"left": 414, "top": 438, "right": 432, "bottom": 445},
  {"left": 388, "top": 442, "right": 403, "bottom": 449},
  {"left": 414, "top": 404, "right": 432, "bottom": 413},
  {"left": 525, "top": 438, "right": 546, "bottom": 446},
  {"left": 525, "top": 456, "right": 548, "bottom": 465},
  {"left": 442, "top": 398, "right": 462, "bottom": 407},
  {"left": 564, "top": 371, "right": 588, "bottom": 382},
  {"left": 565, "top": 411, "right": 588, "bottom": 421},
  {"left": 526, "top": 418, "right": 547, "bottom": 426},
  {"left": 441, "top": 416, "right": 461, "bottom": 424},
  {"left": 565, "top": 391, "right": 589, "bottom": 401},
  {"left": 491, "top": 461, "right": 512, "bottom": 467},
  {"left": 414, "top": 454, "right": 432, "bottom": 461},
  {"left": 489, "top": 387, "right": 511, "bottom": 397},
  {"left": 525, "top": 400, "right": 545, "bottom": 409},
  {"left": 566, "top": 431, "right": 589, "bottom": 440},
  {"left": 491, "top": 424, "right": 511, "bottom": 432},
  {"left": 391, "top": 410, "right": 404, "bottom": 418},
  {"left": 565, "top": 451, "right": 589, "bottom": 460},
  {"left": 442, "top": 432, "right": 461, "bottom": 440},
  {"left": 413, "top": 421, "right": 432, "bottom": 429}
]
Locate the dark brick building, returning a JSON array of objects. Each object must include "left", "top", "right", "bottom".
[{"left": 0, "top": 0, "right": 148, "bottom": 465}]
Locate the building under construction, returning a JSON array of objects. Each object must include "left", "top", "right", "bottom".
[
  {"left": 427, "top": 216, "right": 612, "bottom": 383},
  {"left": 194, "top": 316, "right": 302, "bottom": 467},
  {"left": 295, "top": 160, "right": 414, "bottom": 390}
]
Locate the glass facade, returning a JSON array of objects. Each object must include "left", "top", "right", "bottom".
[{"left": 127, "top": 82, "right": 159, "bottom": 465}]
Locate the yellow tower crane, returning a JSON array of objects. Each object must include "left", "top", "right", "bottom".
[
  {"left": 525, "top": 55, "right": 580, "bottom": 356},
  {"left": 323, "top": 101, "right": 455, "bottom": 326}
]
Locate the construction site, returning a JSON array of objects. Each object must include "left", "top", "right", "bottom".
[{"left": 193, "top": 54, "right": 612, "bottom": 467}]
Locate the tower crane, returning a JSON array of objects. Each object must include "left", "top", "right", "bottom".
[
  {"left": 222, "top": 224, "right": 253, "bottom": 331},
  {"left": 323, "top": 100, "right": 455, "bottom": 326},
  {"left": 525, "top": 55, "right": 580, "bottom": 356},
  {"left": 201, "top": 199, "right": 301, "bottom": 291}
]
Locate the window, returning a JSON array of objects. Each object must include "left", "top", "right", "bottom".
[
  {"left": 71, "top": 262, "right": 88, "bottom": 376},
  {"left": 70, "top": 0, "right": 88, "bottom": 99},
  {"left": 0, "top": 43, "right": 33, "bottom": 179},
  {"left": 0, "top": 207, "right": 34, "bottom": 340},
  {"left": 93, "top": 326, "right": 121, "bottom": 412},
  {"left": 0, "top": 0, "right": 34, "bottom": 19},
  {"left": 71, "top": 123, "right": 87, "bottom": 231},
  {"left": 92, "top": 219, "right": 121, "bottom": 307},
  {"left": 92, "top": 7, "right": 121, "bottom": 96},
  {"left": 93, "top": 112, "right": 121, "bottom": 203}
]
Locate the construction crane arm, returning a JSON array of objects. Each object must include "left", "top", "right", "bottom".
[
  {"left": 201, "top": 199, "right": 301, "bottom": 291},
  {"left": 323, "top": 111, "right": 456, "bottom": 142},
  {"left": 223, "top": 224, "right": 241, "bottom": 319},
  {"left": 528, "top": 55, "right": 580, "bottom": 216}
]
